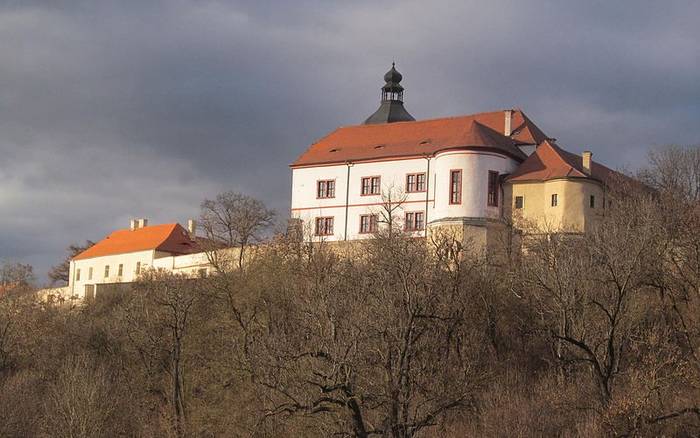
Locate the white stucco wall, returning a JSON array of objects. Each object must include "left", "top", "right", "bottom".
[
  {"left": 68, "top": 248, "right": 231, "bottom": 300},
  {"left": 291, "top": 157, "right": 433, "bottom": 240},
  {"left": 431, "top": 150, "right": 520, "bottom": 221},
  {"left": 290, "top": 150, "right": 521, "bottom": 241},
  {"left": 69, "top": 249, "right": 155, "bottom": 299}
]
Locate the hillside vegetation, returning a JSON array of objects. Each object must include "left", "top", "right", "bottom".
[{"left": 1, "top": 146, "right": 699, "bottom": 437}]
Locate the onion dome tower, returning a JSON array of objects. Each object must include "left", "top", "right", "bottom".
[{"left": 363, "top": 63, "right": 416, "bottom": 124}]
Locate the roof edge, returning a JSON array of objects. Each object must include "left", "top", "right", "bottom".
[{"left": 290, "top": 145, "right": 526, "bottom": 168}]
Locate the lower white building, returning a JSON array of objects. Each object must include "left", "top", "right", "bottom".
[{"left": 68, "top": 219, "right": 211, "bottom": 300}]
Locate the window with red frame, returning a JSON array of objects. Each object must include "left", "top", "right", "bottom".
[
  {"left": 405, "top": 211, "right": 425, "bottom": 231},
  {"left": 406, "top": 173, "right": 426, "bottom": 193},
  {"left": 315, "top": 217, "right": 334, "bottom": 236},
  {"left": 317, "top": 180, "right": 335, "bottom": 198},
  {"left": 449, "top": 170, "right": 462, "bottom": 204},
  {"left": 359, "top": 214, "right": 378, "bottom": 233},
  {"left": 487, "top": 171, "right": 499, "bottom": 206},
  {"left": 361, "top": 176, "right": 381, "bottom": 195}
]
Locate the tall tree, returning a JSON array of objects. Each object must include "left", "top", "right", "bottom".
[
  {"left": 518, "top": 186, "right": 666, "bottom": 407},
  {"left": 48, "top": 241, "right": 95, "bottom": 285},
  {"left": 199, "top": 191, "right": 275, "bottom": 269},
  {"left": 639, "top": 144, "right": 700, "bottom": 203},
  {"left": 122, "top": 271, "right": 201, "bottom": 438}
]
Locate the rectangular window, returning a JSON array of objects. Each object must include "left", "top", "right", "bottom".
[
  {"left": 118, "top": 264, "right": 123, "bottom": 277},
  {"left": 198, "top": 268, "right": 208, "bottom": 278},
  {"left": 104, "top": 265, "right": 110, "bottom": 278},
  {"left": 361, "top": 176, "right": 381, "bottom": 195},
  {"left": 317, "top": 180, "right": 336, "bottom": 198},
  {"left": 75, "top": 269, "right": 81, "bottom": 282},
  {"left": 449, "top": 170, "right": 462, "bottom": 204},
  {"left": 487, "top": 171, "right": 499, "bottom": 206},
  {"left": 315, "top": 217, "right": 334, "bottom": 236},
  {"left": 406, "top": 173, "right": 427, "bottom": 193},
  {"left": 551, "top": 193, "right": 558, "bottom": 207},
  {"left": 405, "top": 211, "right": 425, "bottom": 231},
  {"left": 135, "top": 262, "right": 141, "bottom": 275},
  {"left": 515, "top": 196, "right": 524, "bottom": 209},
  {"left": 88, "top": 267, "right": 93, "bottom": 280},
  {"left": 359, "top": 214, "right": 378, "bottom": 234},
  {"left": 590, "top": 195, "right": 596, "bottom": 208}
]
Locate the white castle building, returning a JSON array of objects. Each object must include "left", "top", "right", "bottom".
[{"left": 291, "top": 64, "right": 549, "bottom": 244}]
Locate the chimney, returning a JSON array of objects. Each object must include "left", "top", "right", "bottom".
[
  {"left": 130, "top": 219, "right": 138, "bottom": 231},
  {"left": 504, "top": 109, "right": 513, "bottom": 137},
  {"left": 187, "top": 219, "right": 197, "bottom": 237},
  {"left": 582, "top": 151, "right": 592, "bottom": 175},
  {"left": 137, "top": 218, "right": 148, "bottom": 229}
]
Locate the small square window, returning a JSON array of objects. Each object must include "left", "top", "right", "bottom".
[
  {"left": 551, "top": 194, "right": 558, "bottom": 207},
  {"left": 361, "top": 176, "right": 381, "bottom": 195},
  {"left": 317, "top": 180, "right": 335, "bottom": 198},
  {"left": 315, "top": 217, "right": 334, "bottom": 236},
  {"left": 515, "top": 196, "right": 524, "bottom": 209},
  {"left": 359, "top": 214, "right": 378, "bottom": 233},
  {"left": 405, "top": 212, "right": 425, "bottom": 231},
  {"left": 406, "top": 173, "right": 426, "bottom": 193}
]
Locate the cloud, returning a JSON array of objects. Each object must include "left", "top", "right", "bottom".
[{"left": 0, "top": 0, "right": 698, "bottom": 282}]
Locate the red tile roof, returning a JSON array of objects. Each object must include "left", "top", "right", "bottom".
[
  {"left": 291, "top": 110, "right": 548, "bottom": 167},
  {"left": 506, "top": 140, "right": 620, "bottom": 183},
  {"left": 73, "top": 223, "right": 199, "bottom": 260}
]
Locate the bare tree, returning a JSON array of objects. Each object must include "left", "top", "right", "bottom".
[
  {"left": 519, "top": 189, "right": 663, "bottom": 407},
  {"left": 0, "top": 261, "right": 34, "bottom": 296},
  {"left": 122, "top": 271, "right": 201, "bottom": 438},
  {"left": 373, "top": 183, "right": 407, "bottom": 238},
  {"left": 639, "top": 144, "right": 700, "bottom": 203},
  {"left": 200, "top": 191, "right": 275, "bottom": 269},
  {"left": 42, "top": 355, "right": 115, "bottom": 438},
  {"left": 246, "top": 230, "right": 487, "bottom": 437},
  {"left": 48, "top": 240, "right": 95, "bottom": 285}
]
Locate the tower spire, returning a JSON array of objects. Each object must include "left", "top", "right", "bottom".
[{"left": 363, "top": 63, "right": 415, "bottom": 124}]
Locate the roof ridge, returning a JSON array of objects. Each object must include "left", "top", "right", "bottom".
[{"left": 334, "top": 109, "right": 517, "bottom": 130}]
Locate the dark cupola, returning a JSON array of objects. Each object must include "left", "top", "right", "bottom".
[{"left": 364, "top": 63, "right": 416, "bottom": 124}]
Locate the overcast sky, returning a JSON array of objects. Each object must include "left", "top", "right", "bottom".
[{"left": 1, "top": 0, "right": 698, "bottom": 284}]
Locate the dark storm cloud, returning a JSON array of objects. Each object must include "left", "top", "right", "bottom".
[{"left": 1, "top": 0, "right": 698, "bottom": 282}]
